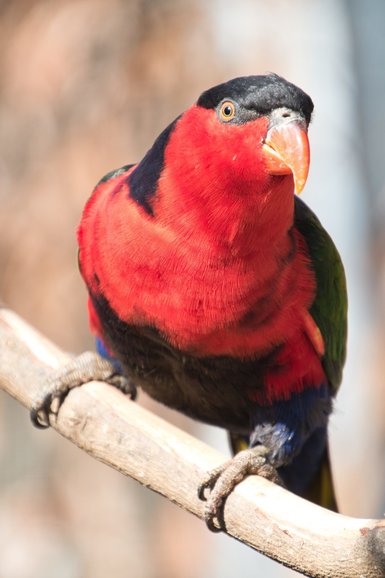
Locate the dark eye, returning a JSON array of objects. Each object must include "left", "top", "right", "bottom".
[{"left": 219, "top": 100, "right": 236, "bottom": 122}]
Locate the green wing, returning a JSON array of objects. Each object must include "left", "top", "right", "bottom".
[
  {"left": 96, "top": 163, "right": 135, "bottom": 186},
  {"left": 294, "top": 197, "right": 348, "bottom": 393}
]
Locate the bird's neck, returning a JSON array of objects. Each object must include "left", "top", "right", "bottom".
[{"left": 156, "top": 165, "right": 295, "bottom": 260}]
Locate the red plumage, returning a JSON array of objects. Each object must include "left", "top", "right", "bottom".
[{"left": 78, "top": 105, "right": 324, "bottom": 404}]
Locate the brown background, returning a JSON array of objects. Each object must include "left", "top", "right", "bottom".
[{"left": 1, "top": 1, "right": 385, "bottom": 577}]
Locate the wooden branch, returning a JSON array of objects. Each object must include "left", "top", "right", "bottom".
[{"left": 0, "top": 306, "right": 384, "bottom": 577}]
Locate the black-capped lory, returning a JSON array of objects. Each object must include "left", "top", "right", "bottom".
[{"left": 32, "top": 74, "right": 347, "bottom": 530}]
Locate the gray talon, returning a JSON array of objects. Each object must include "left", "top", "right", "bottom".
[
  {"left": 198, "top": 445, "right": 282, "bottom": 531},
  {"left": 31, "top": 351, "right": 136, "bottom": 428}
]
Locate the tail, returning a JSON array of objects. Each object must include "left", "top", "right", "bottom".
[
  {"left": 228, "top": 432, "right": 338, "bottom": 512},
  {"left": 303, "top": 448, "right": 338, "bottom": 511}
]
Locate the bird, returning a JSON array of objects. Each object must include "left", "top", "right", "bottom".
[{"left": 31, "top": 74, "right": 347, "bottom": 530}]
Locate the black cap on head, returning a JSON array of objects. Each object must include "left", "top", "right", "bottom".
[{"left": 197, "top": 74, "right": 314, "bottom": 125}]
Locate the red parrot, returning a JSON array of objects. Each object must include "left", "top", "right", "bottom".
[{"left": 32, "top": 74, "right": 347, "bottom": 530}]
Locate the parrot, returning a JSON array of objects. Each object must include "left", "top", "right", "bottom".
[{"left": 31, "top": 74, "right": 347, "bottom": 531}]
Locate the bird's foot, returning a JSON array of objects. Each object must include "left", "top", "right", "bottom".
[
  {"left": 31, "top": 351, "right": 136, "bottom": 429},
  {"left": 198, "top": 445, "right": 283, "bottom": 531}
]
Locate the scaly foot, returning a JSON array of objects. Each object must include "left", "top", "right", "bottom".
[
  {"left": 198, "top": 445, "right": 283, "bottom": 531},
  {"left": 31, "top": 351, "right": 136, "bottom": 428}
]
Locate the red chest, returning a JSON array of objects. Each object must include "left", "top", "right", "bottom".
[{"left": 79, "top": 167, "right": 326, "bottom": 403}]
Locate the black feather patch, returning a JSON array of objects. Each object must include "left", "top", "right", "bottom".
[
  {"left": 90, "top": 292, "right": 279, "bottom": 432},
  {"left": 128, "top": 117, "right": 180, "bottom": 216}
]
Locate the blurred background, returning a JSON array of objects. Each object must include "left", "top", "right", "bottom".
[{"left": 0, "top": 0, "right": 385, "bottom": 576}]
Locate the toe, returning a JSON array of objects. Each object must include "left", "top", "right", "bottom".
[
  {"left": 30, "top": 404, "right": 50, "bottom": 429},
  {"left": 198, "top": 445, "right": 279, "bottom": 532}
]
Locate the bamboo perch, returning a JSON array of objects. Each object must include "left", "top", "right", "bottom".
[{"left": 0, "top": 306, "right": 384, "bottom": 578}]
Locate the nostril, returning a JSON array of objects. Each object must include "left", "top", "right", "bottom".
[{"left": 281, "top": 112, "right": 291, "bottom": 118}]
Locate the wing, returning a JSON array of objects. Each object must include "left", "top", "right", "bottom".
[
  {"left": 96, "top": 163, "right": 135, "bottom": 186},
  {"left": 294, "top": 196, "right": 347, "bottom": 393}
]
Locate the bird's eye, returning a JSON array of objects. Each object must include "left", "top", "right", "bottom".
[{"left": 219, "top": 101, "right": 236, "bottom": 122}]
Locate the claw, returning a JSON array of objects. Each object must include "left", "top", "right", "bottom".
[
  {"left": 198, "top": 458, "right": 233, "bottom": 501},
  {"left": 30, "top": 351, "right": 136, "bottom": 428},
  {"left": 31, "top": 407, "right": 50, "bottom": 429},
  {"left": 50, "top": 396, "right": 61, "bottom": 415},
  {"left": 198, "top": 446, "right": 282, "bottom": 531}
]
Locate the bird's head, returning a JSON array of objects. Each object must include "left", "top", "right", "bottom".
[{"left": 167, "top": 74, "right": 313, "bottom": 200}]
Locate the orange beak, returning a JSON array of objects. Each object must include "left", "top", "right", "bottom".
[{"left": 262, "top": 118, "right": 310, "bottom": 194}]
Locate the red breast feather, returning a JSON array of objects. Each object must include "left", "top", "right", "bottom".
[{"left": 78, "top": 102, "right": 323, "bottom": 402}]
